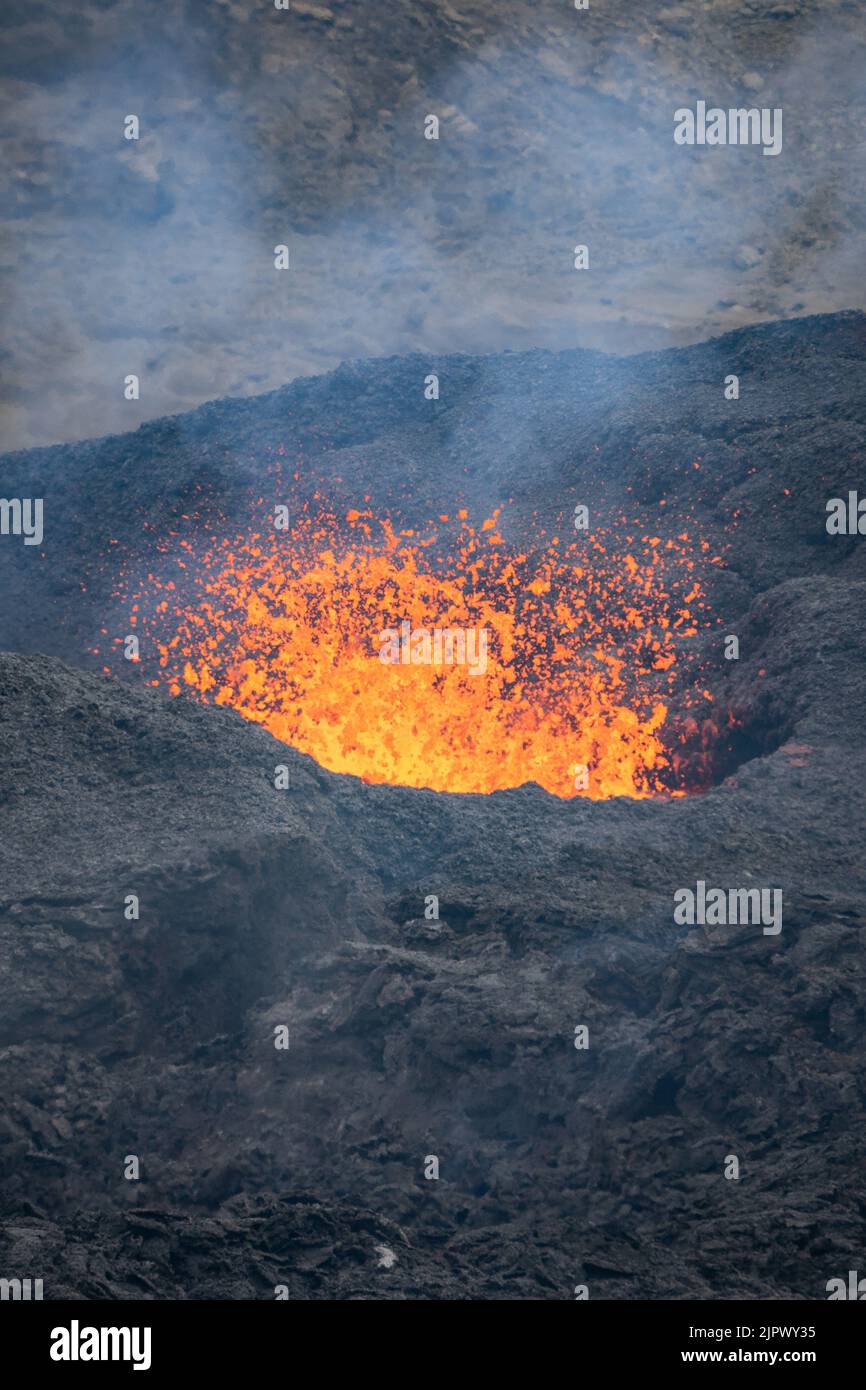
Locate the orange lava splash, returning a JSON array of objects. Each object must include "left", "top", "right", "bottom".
[{"left": 123, "top": 503, "right": 714, "bottom": 799}]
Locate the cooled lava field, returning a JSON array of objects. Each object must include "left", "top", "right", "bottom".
[{"left": 0, "top": 310, "right": 865, "bottom": 1299}]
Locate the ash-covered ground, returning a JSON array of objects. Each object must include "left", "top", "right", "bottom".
[{"left": 0, "top": 312, "right": 865, "bottom": 1298}]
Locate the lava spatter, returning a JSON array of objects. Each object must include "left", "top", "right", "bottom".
[{"left": 118, "top": 500, "right": 716, "bottom": 800}]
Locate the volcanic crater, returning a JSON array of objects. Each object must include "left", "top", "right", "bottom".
[{"left": 0, "top": 312, "right": 865, "bottom": 1298}]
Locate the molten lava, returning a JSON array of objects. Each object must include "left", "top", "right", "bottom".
[{"left": 122, "top": 503, "right": 715, "bottom": 799}]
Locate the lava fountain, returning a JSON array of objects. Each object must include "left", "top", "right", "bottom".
[{"left": 119, "top": 501, "right": 719, "bottom": 799}]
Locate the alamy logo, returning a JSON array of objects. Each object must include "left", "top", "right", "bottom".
[
  {"left": 674, "top": 102, "right": 782, "bottom": 157},
  {"left": 674, "top": 881, "right": 782, "bottom": 935},
  {"left": 0, "top": 497, "right": 43, "bottom": 545},
  {"left": 0, "top": 1277, "right": 43, "bottom": 1299},
  {"left": 378, "top": 620, "right": 488, "bottom": 676},
  {"left": 50, "top": 1321, "right": 152, "bottom": 1371},
  {"left": 826, "top": 1271, "right": 866, "bottom": 1299},
  {"left": 826, "top": 491, "right": 866, "bottom": 535}
]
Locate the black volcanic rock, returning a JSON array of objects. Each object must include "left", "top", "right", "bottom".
[
  {"left": 1, "top": 314, "right": 866, "bottom": 1298},
  {"left": 0, "top": 608, "right": 864, "bottom": 1298}
]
